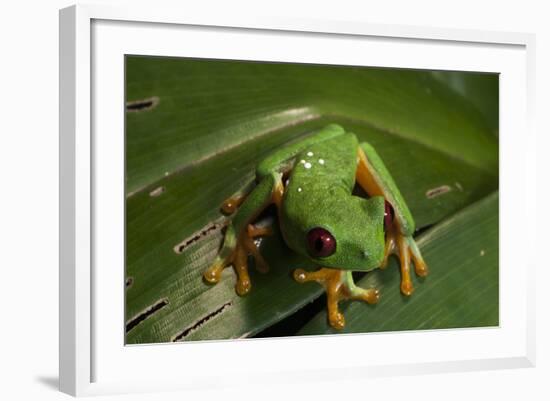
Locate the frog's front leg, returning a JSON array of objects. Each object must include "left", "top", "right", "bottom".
[
  {"left": 356, "top": 142, "right": 428, "bottom": 296},
  {"left": 203, "top": 172, "right": 283, "bottom": 295},
  {"left": 293, "top": 268, "right": 379, "bottom": 329}
]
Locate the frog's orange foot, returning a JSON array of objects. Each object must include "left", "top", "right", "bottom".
[
  {"left": 204, "top": 223, "right": 272, "bottom": 295},
  {"left": 383, "top": 226, "right": 428, "bottom": 296},
  {"left": 293, "top": 268, "right": 379, "bottom": 330}
]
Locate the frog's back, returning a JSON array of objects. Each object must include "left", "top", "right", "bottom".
[
  {"left": 285, "top": 132, "right": 358, "bottom": 195},
  {"left": 280, "top": 132, "right": 385, "bottom": 270}
]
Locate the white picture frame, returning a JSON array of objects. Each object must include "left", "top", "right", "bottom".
[{"left": 59, "top": 4, "right": 536, "bottom": 397}]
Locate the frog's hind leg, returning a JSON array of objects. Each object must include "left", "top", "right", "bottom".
[
  {"left": 204, "top": 172, "right": 283, "bottom": 296},
  {"left": 356, "top": 142, "right": 428, "bottom": 296},
  {"left": 293, "top": 268, "right": 379, "bottom": 330}
]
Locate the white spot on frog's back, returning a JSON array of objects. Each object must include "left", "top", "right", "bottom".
[
  {"left": 300, "top": 159, "right": 306, "bottom": 164},
  {"left": 297, "top": 187, "right": 302, "bottom": 193},
  {"left": 307, "top": 151, "right": 314, "bottom": 157},
  {"left": 304, "top": 162, "right": 312, "bottom": 169},
  {"left": 318, "top": 159, "right": 325, "bottom": 165}
]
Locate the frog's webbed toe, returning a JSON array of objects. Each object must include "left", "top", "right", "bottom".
[
  {"left": 219, "top": 180, "right": 257, "bottom": 215},
  {"left": 383, "top": 225, "right": 428, "bottom": 296},
  {"left": 220, "top": 194, "right": 247, "bottom": 215},
  {"left": 293, "top": 268, "right": 379, "bottom": 330}
]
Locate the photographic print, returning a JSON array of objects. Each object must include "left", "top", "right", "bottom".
[{"left": 124, "top": 56, "right": 498, "bottom": 344}]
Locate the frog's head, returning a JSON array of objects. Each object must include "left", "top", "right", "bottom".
[{"left": 284, "top": 194, "right": 388, "bottom": 271}]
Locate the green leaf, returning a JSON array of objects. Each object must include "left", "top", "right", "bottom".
[
  {"left": 297, "top": 192, "right": 499, "bottom": 335},
  {"left": 125, "top": 57, "right": 498, "bottom": 344},
  {"left": 431, "top": 71, "right": 499, "bottom": 135}
]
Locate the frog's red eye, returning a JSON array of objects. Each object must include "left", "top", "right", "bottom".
[
  {"left": 384, "top": 200, "right": 395, "bottom": 231},
  {"left": 307, "top": 227, "right": 336, "bottom": 258}
]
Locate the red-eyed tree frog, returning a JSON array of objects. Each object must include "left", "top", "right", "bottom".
[{"left": 203, "top": 124, "right": 428, "bottom": 330}]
